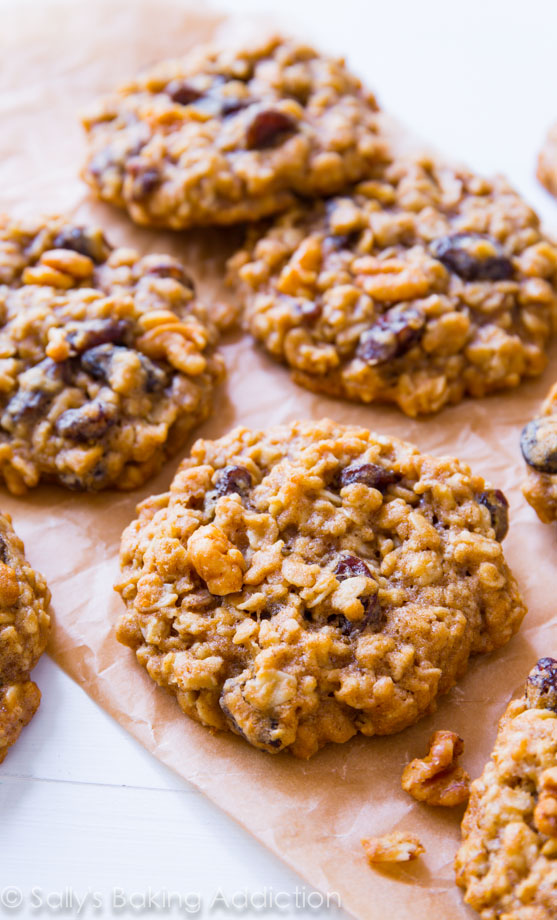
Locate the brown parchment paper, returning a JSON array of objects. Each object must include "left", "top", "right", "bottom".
[{"left": 2, "top": 2, "right": 557, "bottom": 917}]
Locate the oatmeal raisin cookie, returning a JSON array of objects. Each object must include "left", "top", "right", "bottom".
[
  {"left": 455, "top": 657, "right": 557, "bottom": 918},
  {"left": 230, "top": 155, "right": 557, "bottom": 416},
  {"left": 521, "top": 381, "right": 557, "bottom": 523},
  {"left": 0, "top": 512, "right": 50, "bottom": 762},
  {"left": 0, "top": 215, "right": 227, "bottom": 494},
  {"left": 81, "top": 35, "right": 387, "bottom": 229},
  {"left": 115, "top": 419, "right": 526, "bottom": 758}
]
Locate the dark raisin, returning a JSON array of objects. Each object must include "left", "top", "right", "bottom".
[
  {"left": 127, "top": 161, "right": 161, "bottom": 199},
  {"left": 525, "top": 657, "right": 557, "bottom": 711},
  {"left": 356, "top": 308, "right": 425, "bottom": 366},
  {"left": 4, "top": 388, "right": 49, "bottom": 423},
  {"left": 145, "top": 260, "right": 195, "bottom": 289},
  {"left": 338, "top": 461, "right": 401, "bottom": 492},
  {"left": 333, "top": 555, "right": 383, "bottom": 637},
  {"left": 477, "top": 489, "right": 509, "bottom": 542},
  {"left": 0, "top": 535, "right": 9, "bottom": 564},
  {"left": 246, "top": 109, "right": 297, "bottom": 149},
  {"left": 81, "top": 344, "right": 166, "bottom": 392},
  {"left": 215, "top": 465, "right": 253, "bottom": 497},
  {"left": 520, "top": 417, "right": 557, "bottom": 475},
  {"left": 138, "top": 354, "right": 168, "bottom": 392},
  {"left": 430, "top": 232, "right": 514, "bottom": 282},
  {"left": 334, "top": 555, "right": 372, "bottom": 581},
  {"left": 220, "top": 97, "right": 251, "bottom": 117},
  {"left": 81, "top": 344, "right": 117, "bottom": 382},
  {"left": 66, "top": 319, "right": 129, "bottom": 354},
  {"left": 55, "top": 399, "right": 118, "bottom": 442},
  {"left": 51, "top": 226, "right": 112, "bottom": 264},
  {"left": 3, "top": 358, "right": 66, "bottom": 423},
  {"left": 165, "top": 80, "right": 203, "bottom": 106}
]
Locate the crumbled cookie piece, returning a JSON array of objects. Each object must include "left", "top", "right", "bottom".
[
  {"left": 230, "top": 153, "right": 557, "bottom": 416},
  {"left": 81, "top": 35, "right": 387, "bottom": 229},
  {"left": 522, "top": 382, "right": 557, "bottom": 523},
  {"left": 455, "top": 657, "right": 557, "bottom": 919},
  {"left": 115, "top": 419, "right": 526, "bottom": 758},
  {"left": 401, "top": 730, "right": 470, "bottom": 806},
  {"left": 0, "top": 513, "right": 51, "bottom": 762},
  {"left": 0, "top": 215, "right": 228, "bottom": 493},
  {"left": 362, "top": 831, "right": 425, "bottom": 864}
]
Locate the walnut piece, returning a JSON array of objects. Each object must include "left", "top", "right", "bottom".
[
  {"left": 401, "top": 730, "right": 470, "bottom": 806},
  {"left": 362, "top": 831, "right": 425, "bottom": 864},
  {"left": 187, "top": 523, "right": 245, "bottom": 595}
]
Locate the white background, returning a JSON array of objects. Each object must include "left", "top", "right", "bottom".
[{"left": 3, "top": 1, "right": 557, "bottom": 918}]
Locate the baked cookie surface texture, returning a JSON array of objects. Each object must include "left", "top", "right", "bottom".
[
  {"left": 521, "top": 381, "right": 557, "bottom": 523},
  {"left": 455, "top": 657, "right": 557, "bottom": 919},
  {"left": 115, "top": 419, "right": 526, "bottom": 758},
  {"left": 81, "top": 36, "right": 386, "bottom": 229},
  {"left": 0, "top": 216, "right": 226, "bottom": 494},
  {"left": 0, "top": 513, "right": 51, "bottom": 763},
  {"left": 231, "top": 155, "right": 557, "bottom": 416}
]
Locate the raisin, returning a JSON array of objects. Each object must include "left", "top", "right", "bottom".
[
  {"left": 338, "top": 461, "right": 401, "bottom": 492},
  {"left": 333, "top": 555, "right": 383, "bottom": 637},
  {"left": 430, "top": 233, "right": 514, "bottom": 282},
  {"left": 127, "top": 161, "right": 161, "bottom": 199},
  {"left": 3, "top": 359, "right": 66, "bottom": 423},
  {"left": 138, "top": 354, "right": 168, "bottom": 392},
  {"left": 165, "top": 80, "right": 203, "bottom": 106},
  {"left": 334, "top": 555, "right": 372, "bottom": 580},
  {"left": 81, "top": 344, "right": 166, "bottom": 392},
  {"left": 81, "top": 344, "right": 117, "bottom": 382},
  {"left": 51, "top": 226, "right": 111, "bottom": 264},
  {"left": 356, "top": 308, "right": 425, "bottom": 366},
  {"left": 246, "top": 109, "right": 297, "bottom": 149},
  {"left": 220, "top": 97, "right": 251, "bottom": 117},
  {"left": 520, "top": 417, "right": 557, "bottom": 475},
  {"left": 55, "top": 399, "right": 118, "bottom": 442},
  {"left": 145, "top": 260, "right": 195, "bottom": 289},
  {"left": 215, "top": 465, "right": 253, "bottom": 497},
  {"left": 4, "top": 388, "right": 49, "bottom": 423},
  {"left": 66, "top": 319, "right": 129, "bottom": 354},
  {"left": 526, "top": 657, "right": 557, "bottom": 712},
  {"left": 477, "top": 489, "right": 509, "bottom": 541},
  {"left": 0, "top": 535, "right": 9, "bottom": 564}
]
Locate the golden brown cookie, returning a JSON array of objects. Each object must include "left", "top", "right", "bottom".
[
  {"left": 115, "top": 419, "right": 526, "bottom": 758},
  {"left": 455, "top": 658, "right": 557, "bottom": 919},
  {"left": 230, "top": 154, "right": 557, "bottom": 416},
  {"left": 0, "top": 513, "right": 50, "bottom": 763},
  {"left": 81, "top": 35, "right": 387, "bottom": 229},
  {"left": 0, "top": 215, "right": 228, "bottom": 494},
  {"left": 521, "top": 381, "right": 557, "bottom": 523}
]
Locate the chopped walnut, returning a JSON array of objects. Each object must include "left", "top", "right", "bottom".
[
  {"left": 534, "top": 766, "right": 557, "bottom": 836},
  {"left": 187, "top": 524, "right": 245, "bottom": 595},
  {"left": 401, "top": 730, "right": 470, "bottom": 806},
  {"left": 362, "top": 831, "right": 425, "bottom": 864}
]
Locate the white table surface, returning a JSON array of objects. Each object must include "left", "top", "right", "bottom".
[{"left": 3, "top": 1, "right": 557, "bottom": 917}]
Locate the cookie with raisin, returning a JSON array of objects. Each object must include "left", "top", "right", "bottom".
[
  {"left": 81, "top": 35, "right": 387, "bottom": 229},
  {"left": 0, "top": 215, "right": 227, "bottom": 494},
  {"left": 455, "top": 658, "right": 557, "bottom": 919},
  {"left": 115, "top": 419, "right": 526, "bottom": 758},
  {"left": 230, "top": 154, "right": 557, "bottom": 416},
  {"left": 521, "top": 381, "right": 557, "bottom": 523},
  {"left": 0, "top": 512, "right": 51, "bottom": 762}
]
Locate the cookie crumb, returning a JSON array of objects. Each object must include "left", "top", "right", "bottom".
[
  {"left": 401, "top": 730, "right": 470, "bottom": 807},
  {"left": 362, "top": 832, "right": 425, "bottom": 864}
]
